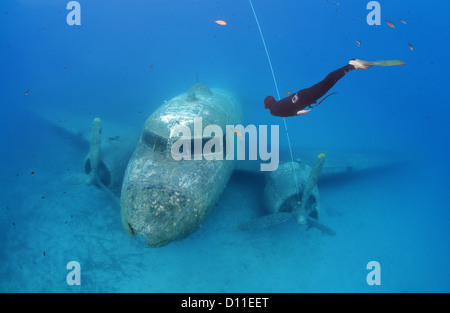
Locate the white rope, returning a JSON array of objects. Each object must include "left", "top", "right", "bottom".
[{"left": 248, "top": 0, "right": 300, "bottom": 203}]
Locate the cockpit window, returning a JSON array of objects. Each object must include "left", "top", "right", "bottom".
[
  {"left": 142, "top": 130, "right": 227, "bottom": 157},
  {"left": 180, "top": 136, "right": 226, "bottom": 157},
  {"left": 141, "top": 131, "right": 170, "bottom": 152}
]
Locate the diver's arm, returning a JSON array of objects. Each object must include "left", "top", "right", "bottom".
[{"left": 297, "top": 109, "right": 311, "bottom": 115}]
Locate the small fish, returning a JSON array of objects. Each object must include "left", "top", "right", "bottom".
[
  {"left": 41, "top": 196, "right": 45, "bottom": 199},
  {"left": 43, "top": 251, "right": 45, "bottom": 257},
  {"left": 284, "top": 91, "right": 291, "bottom": 95},
  {"left": 176, "top": 120, "right": 180, "bottom": 125},
  {"left": 12, "top": 222, "right": 15, "bottom": 226},
  {"left": 150, "top": 64, "right": 154, "bottom": 69},
  {"left": 408, "top": 43, "right": 414, "bottom": 51},
  {"left": 30, "top": 171, "right": 34, "bottom": 176},
  {"left": 24, "top": 91, "right": 29, "bottom": 95},
  {"left": 230, "top": 128, "right": 242, "bottom": 137},
  {"left": 386, "top": 20, "right": 395, "bottom": 28},
  {"left": 214, "top": 20, "right": 227, "bottom": 26},
  {"left": 400, "top": 19, "right": 407, "bottom": 24},
  {"left": 356, "top": 40, "right": 361, "bottom": 47},
  {"left": 108, "top": 135, "right": 120, "bottom": 141}
]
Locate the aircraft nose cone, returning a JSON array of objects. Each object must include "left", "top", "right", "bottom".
[{"left": 121, "top": 178, "right": 200, "bottom": 247}]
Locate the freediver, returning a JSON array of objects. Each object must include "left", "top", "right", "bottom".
[{"left": 264, "top": 58, "right": 405, "bottom": 117}]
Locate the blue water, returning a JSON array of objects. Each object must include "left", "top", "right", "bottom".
[{"left": 1, "top": 0, "right": 449, "bottom": 292}]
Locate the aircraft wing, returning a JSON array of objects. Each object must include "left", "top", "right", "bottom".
[{"left": 235, "top": 146, "right": 405, "bottom": 181}]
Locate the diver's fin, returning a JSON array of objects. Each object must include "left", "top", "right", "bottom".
[
  {"left": 360, "top": 59, "right": 406, "bottom": 67},
  {"left": 237, "top": 212, "right": 293, "bottom": 231}
]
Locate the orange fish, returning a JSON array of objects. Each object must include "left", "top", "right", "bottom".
[
  {"left": 400, "top": 19, "right": 407, "bottom": 24},
  {"left": 284, "top": 91, "right": 291, "bottom": 95},
  {"left": 230, "top": 128, "right": 242, "bottom": 136},
  {"left": 356, "top": 40, "right": 361, "bottom": 47},
  {"left": 24, "top": 91, "right": 29, "bottom": 95},
  {"left": 386, "top": 20, "right": 395, "bottom": 28},
  {"left": 214, "top": 20, "right": 227, "bottom": 26},
  {"left": 408, "top": 43, "right": 414, "bottom": 51}
]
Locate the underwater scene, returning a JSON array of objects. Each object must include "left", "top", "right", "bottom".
[{"left": 1, "top": 0, "right": 449, "bottom": 293}]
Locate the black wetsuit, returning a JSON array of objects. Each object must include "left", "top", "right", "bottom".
[{"left": 265, "top": 64, "right": 355, "bottom": 117}]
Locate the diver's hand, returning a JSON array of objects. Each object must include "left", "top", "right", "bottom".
[{"left": 297, "top": 109, "right": 311, "bottom": 115}]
